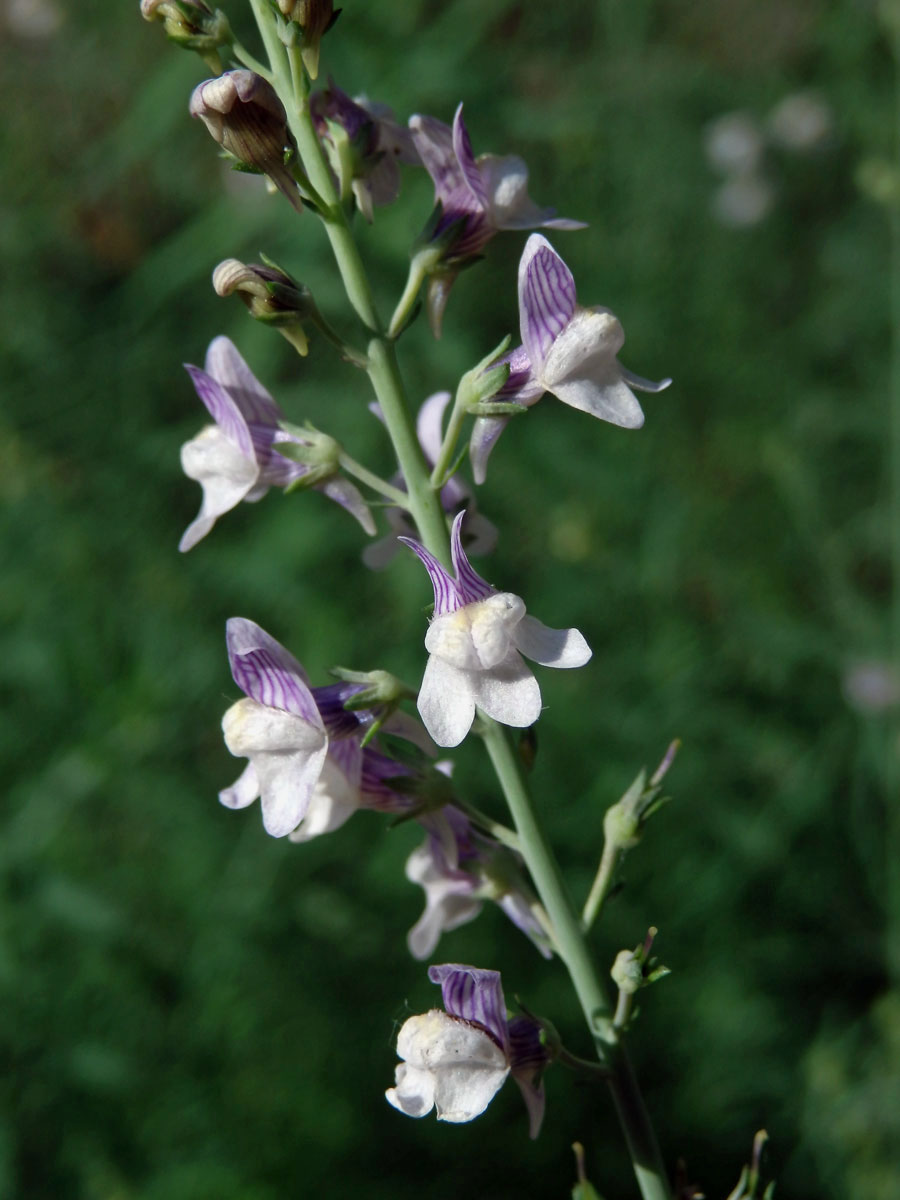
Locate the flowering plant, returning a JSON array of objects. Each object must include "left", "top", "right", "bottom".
[{"left": 138, "top": 4, "right": 773, "bottom": 1198}]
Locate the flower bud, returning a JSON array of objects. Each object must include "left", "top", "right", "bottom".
[
  {"left": 190, "top": 71, "right": 304, "bottom": 212},
  {"left": 141, "top": 0, "right": 231, "bottom": 68},
  {"left": 611, "top": 929, "right": 669, "bottom": 999},
  {"left": 610, "top": 949, "right": 644, "bottom": 995},
  {"left": 276, "top": 0, "right": 339, "bottom": 79},
  {"left": 213, "top": 257, "right": 314, "bottom": 354}
]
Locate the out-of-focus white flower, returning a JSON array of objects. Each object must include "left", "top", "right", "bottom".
[
  {"left": 7, "top": 0, "right": 61, "bottom": 37},
  {"left": 711, "top": 174, "right": 774, "bottom": 228},
  {"left": 767, "top": 91, "right": 832, "bottom": 152},
  {"left": 703, "top": 112, "right": 765, "bottom": 176},
  {"left": 842, "top": 661, "right": 900, "bottom": 715}
]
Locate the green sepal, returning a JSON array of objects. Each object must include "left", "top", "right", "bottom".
[
  {"left": 283, "top": 464, "right": 334, "bottom": 492},
  {"left": 272, "top": 441, "right": 319, "bottom": 466},
  {"left": 643, "top": 964, "right": 671, "bottom": 985},
  {"left": 223, "top": 155, "right": 265, "bottom": 175},
  {"left": 466, "top": 400, "right": 527, "bottom": 418},
  {"left": 472, "top": 333, "right": 512, "bottom": 377}
]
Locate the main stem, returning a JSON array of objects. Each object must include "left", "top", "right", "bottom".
[
  {"left": 250, "top": 9, "right": 669, "bottom": 1194},
  {"left": 481, "top": 721, "right": 670, "bottom": 1200}
]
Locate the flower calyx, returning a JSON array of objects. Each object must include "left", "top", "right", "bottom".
[
  {"left": 456, "top": 334, "right": 517, "bottom": 418},
  {"left": 189, "top": 70, "right": 305, "bottom": 213},
  {"left": 141, "top": 1, "right": 232, "bottom": 71},
  {"left": 271, "top": 420, "right": 343, "bottom": 490},
  {"left": 725, "top": 1130, "right": 774, "bottom": 1200}
]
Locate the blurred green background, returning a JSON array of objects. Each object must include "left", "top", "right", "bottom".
[{"left": 3, "top": 1, "right": 898, "bottom": 1197}]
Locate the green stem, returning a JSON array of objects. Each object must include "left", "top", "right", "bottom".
[
  {"left": 429, "top": 386, "right": 468, "bottom": 489},
  {"left": 613, "top": 987, "right": 634, "bottom": 1034},
  {"left": 582, "top": 838, "right": 620, "bottom": 931},
  {"left": 247, "top": 3, "right": 448, "bottom": 559},
  {"left": 230, "top": 38, "right": 273, "bottom": 80},
  {"left": 337, "top": 452, "right": 410, "bottom": 508},
  {"left": 247, "top": 0, "right": 288, "bottom": 79},
  {"left": 455, "top": 799, "right": 521, "bottom": 852},
  {"left": 365, "top": 339, "right": 452, "bottom": 561},
  {"left": 388, "top": 256, "right": 429, "bottom": 339},
  {"left": 481, "top": 720, "right": 670, "bottom": 1200}
]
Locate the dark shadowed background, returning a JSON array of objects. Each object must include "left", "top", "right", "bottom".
[{"left": 3, "top": 1, "right": 898, "bottom": 1197}]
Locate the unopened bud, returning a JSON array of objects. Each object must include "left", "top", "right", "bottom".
[
  {"left": 610, "top": 949, "right": 644, "bottom": 995},
  {"left": 141, "top": 0, "right": 231, "bottom": 63},
  {"left": 213, "top": 257, "right": 314, "bottom": 354},
  {"left": 603, "top": 794, "right": 642, "bottom": 851},
  {"left": 276, "top": 0, "right": 339, "bottom": 79},
  {"left": 190, "top": 71, "right": 304, "bottom": 212},
  {"left": 611, "top": 928, "right": 669, "bottom": 997}
]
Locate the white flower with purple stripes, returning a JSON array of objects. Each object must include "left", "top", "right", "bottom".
[
  {"left": 410, "top": 104, "right": 585, "bottom": 266},
  {"left": 179, "top": 336, "right": 373, "bottom": 552},
  {"left": 401, "top": 512, "right": 591, "bottom": 747},
  {"left": 386, "top": 963, "right": 548, "bottom": 1138},
  {"left": 219, "top": 618, "right": 417, "bottom": 839},
  {"left": 518, "top": 233, "right": 671, "bottom": 424},
  {"left": 406, "top": 805, "right": 553, "bottom": 961},
  {"left": 469, "top": 235, "right": 671, "bottom": 481}
]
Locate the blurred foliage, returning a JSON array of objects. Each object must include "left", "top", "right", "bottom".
[{"left": 2, "top": 0, "right": 898, "bottom": 1197}]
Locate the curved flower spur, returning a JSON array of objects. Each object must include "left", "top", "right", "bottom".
[
  {"left": 386, "top": 963, "right": 548, "bottom": 1137},
  {"left": 401, "top": 512, "right": 591, "bottom": 747}
]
